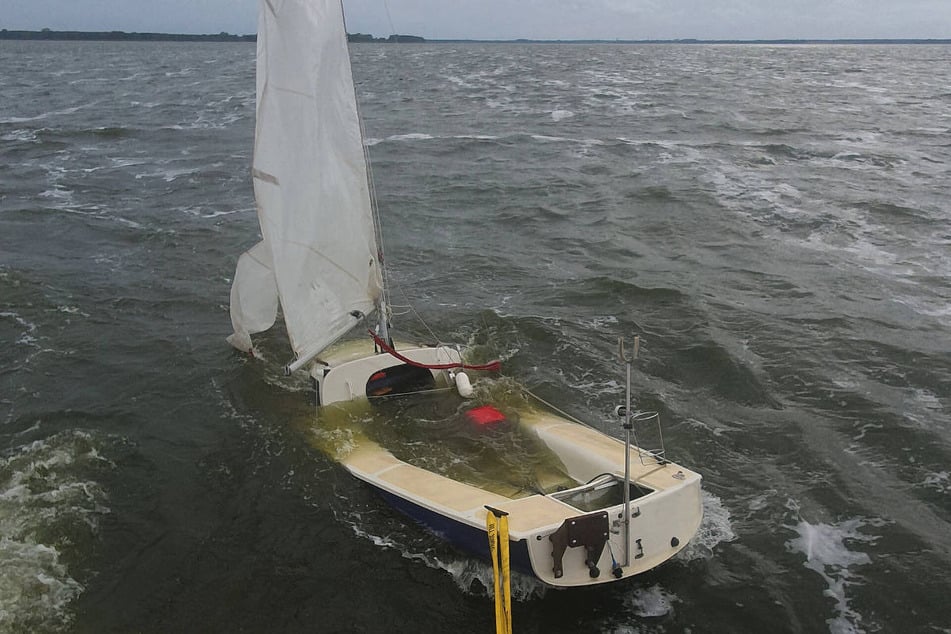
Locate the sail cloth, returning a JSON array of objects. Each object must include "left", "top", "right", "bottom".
[
  {"left": 229, "top": 0, "right": 383, "bottom": 362},
  {"left": 227, "top": 240, "right": 279, "bottom": 353}
]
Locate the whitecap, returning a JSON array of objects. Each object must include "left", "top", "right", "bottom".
[
  {"left": 1, "top": 311, "right": 39, "bottom": 348},
  {"left": 0, "top": 431, "right": 112, "bottom": 631},
  {"left": 786, "top": 512, "right": 880, "bottom": 634},
  {"left": 677, "top": 490, "right": 736, "bottom": 562},
  {"left": 110, "top": 157, "right": 148, "bottom": 169},
  {"left": 113, "top": 216, "right": 146, "bottom": 230},
  {"left": 179, "top": 206, "right": 243, "bottom": 219},
  {"left": 579, "top": 315, "right": 619, "bottom": 329},
  {"left": 446, "top": 75, "right": 473, "bottom": 88},
  {"left": 439, "top": 557, "right": 545, "bottom": 600},
  {"left": 0, "top": 105, "right": 83, "bottom": 125},
  {"left": 551, "top": 109, "right": 575, "bottom": 122},
  {"left": 911, "top": 389, "right": 941, "bottom": 410},
  {"left": 530, "top": 134, "right": 573, "bottom": 143},
  {"left": 852, "top": 422, "right": 882, "bottom": 441},
  {"left": 387, "top": 133, "right": 434, "bottom": 142},
  {"left": 0, "top": 538, "right": 84, "bottom": 632},
  {"left": 134, "top": 166, "right": 201, "bottom": 182},
  {"left": 921, "top": 471, "right": 950, "bottom": 493},
  {"left": 39, "top": 188, "right": 73, "bottom": 201},
  {"left": 1, "top": 129, "right": 39, "bottom": 143},
  {"left": 627, "top": 583, "right": 677, "bottom": 618},
  {"left": 568, "top": 378, "right": 623, "bottom": 398},
  {"left": 203, "top": 209, "right": 243, "bottom": 219},
  {"left": 455, "top": 134, "right": 500, "bottom": 141},
  {"left": 685, "top": 417, "right": 727, "bottom": 438}
]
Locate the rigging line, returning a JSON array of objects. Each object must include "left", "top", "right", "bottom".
[
  {"left": 361, "top": 123, "right": 387, "bottom": 301},
  {"left": 345, "top": 12, "right": 391, "bottom": 324},
  {"left": 350, "top": 0, "right": 441, "bottom": 346},
  {"left": 381, "top": 0, "right": 397, "bottom": 37},
  {"left": 522, "top": 387, "right": 663, "bottom": 474},
  {"left": 521, "top": 387, "right": 597, "bottom": 431},
  {"left": 370, "top": 385, "right": 455, "bottom": 399},
  {"left": 390, "top": 272, "right": 444, "bottom": 344}
]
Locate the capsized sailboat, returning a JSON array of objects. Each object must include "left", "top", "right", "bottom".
[{"left": 229, "top": 0, "right": 702, "bottom": 587}]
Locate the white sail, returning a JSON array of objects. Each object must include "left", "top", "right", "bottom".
[
  {"left": 227, "top": 239, "right": 279, "bottom": 353},
  {"left": 229, "top": 0, "right": 383, "bottom": 363}
]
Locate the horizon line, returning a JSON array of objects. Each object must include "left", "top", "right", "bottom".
[{"left": 2, "top": 29, "right": 950, "bottom": 45}]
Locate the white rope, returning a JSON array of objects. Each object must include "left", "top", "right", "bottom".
[
  {"left": 390, "top": 273, "right": 444, "bottom": 344},
  {"left": 521, "top": 387, "right": 595, "bottom": 430}
]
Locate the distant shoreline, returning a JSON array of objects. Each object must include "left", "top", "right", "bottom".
[
  {"left": 0, "top": 30, "right": 421, "bottom": 43},
  {"left": 431, "top": 38, "right": 951, "bottom": 45},
  {"left": 1, "top": 30, "right": 255, "bottom": 42},
  {"left": 2, "top": 30, "right": 949, "bottom": 45}
]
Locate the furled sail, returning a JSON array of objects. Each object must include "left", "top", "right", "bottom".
[{"left": 229, "top": 0, "right": 383, "bottom": 363}]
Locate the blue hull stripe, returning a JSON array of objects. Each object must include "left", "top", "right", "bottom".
[{"left": 374, "top": 487, "right": 536, "bottom": 574}]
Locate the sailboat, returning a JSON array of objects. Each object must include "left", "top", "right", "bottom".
[{"left": 229, "top": 0, "right": 702, "bottom": 587}]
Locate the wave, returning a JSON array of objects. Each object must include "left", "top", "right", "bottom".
[
  {"left": 667, "top": 341, "right": 779, "bottom": 408},
  {"left": 851, "top": 200, "right": 932, "bottom": 222},
  {"left": 0, "top": 105, "right": 85, "bottom": 125},
  {"left": 553, "top": 276, "right": 689, "bottom": 306},
  {"left": 0, "top": 429, "right": 113, "bottom": 632},
  {"left": 367, "top": 130, "right": 606, "bottom": 149},
  {"left": 0, "top": 309, "right": 39, "bottom": 347}
]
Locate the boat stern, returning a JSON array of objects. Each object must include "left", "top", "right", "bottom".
[{"left": 521, "top": 467, "right": 702, "bottom": 586}]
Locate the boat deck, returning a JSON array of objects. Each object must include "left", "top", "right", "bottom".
[
  {"left": 341, "top": 406, "right": 697, "bottom": 540},
  {"left": 343, "top": 441, "right": 584, "bottom": 537}
]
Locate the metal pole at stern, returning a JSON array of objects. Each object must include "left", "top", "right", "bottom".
[{"left": 619, "top": 336, "right": 639, "bottom": 567}]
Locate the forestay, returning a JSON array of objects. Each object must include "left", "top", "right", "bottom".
[{"left": 228, "top": 0, "right": 383, "bottom": 363}]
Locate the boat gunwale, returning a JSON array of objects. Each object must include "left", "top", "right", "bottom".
[{"left": 341, "top": 436, "right": 701, "bottom": 540}]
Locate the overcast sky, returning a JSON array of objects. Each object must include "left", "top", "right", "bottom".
[{"left": 3, "top": 0, "right": 949, "bottom": 40}]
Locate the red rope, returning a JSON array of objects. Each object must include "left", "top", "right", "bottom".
[{"left": 368, "top": 330, "right": 501, "bottom": 372}]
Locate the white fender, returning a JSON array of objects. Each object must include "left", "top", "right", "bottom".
[{"left": 454, "top": 371, "right": 474, "bottom": 398}]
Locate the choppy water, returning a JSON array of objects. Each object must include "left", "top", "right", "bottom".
[{"left": 1, "top": 40, "right": 950, "bottom": 633}]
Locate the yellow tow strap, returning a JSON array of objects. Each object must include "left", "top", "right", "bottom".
[{"left": 486, "top": 506, "right": 513, "bottom": 634}]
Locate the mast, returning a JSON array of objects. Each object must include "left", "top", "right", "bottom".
[{"left": 361, "top": 113, "right": 393, "bottom": 347}]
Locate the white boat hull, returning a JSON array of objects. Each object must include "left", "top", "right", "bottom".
[{"left": 313, "top": 340, "right": 703, "bottom": 587}]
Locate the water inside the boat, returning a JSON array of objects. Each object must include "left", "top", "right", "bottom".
[{"left": 307, "top": 376, "right": 579, "bottom": 499}]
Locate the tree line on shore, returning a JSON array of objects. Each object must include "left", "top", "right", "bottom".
[{"left": 0, "top": 29, "right": 425, "bottom": 43}]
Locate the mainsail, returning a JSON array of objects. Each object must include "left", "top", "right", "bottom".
[{"left": 229, "top": 0, "right": 383, "bottom": 364}]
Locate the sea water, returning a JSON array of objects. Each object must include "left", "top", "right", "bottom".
[{"left": 1, "top": 40, "right": 949, "bottom": 632}]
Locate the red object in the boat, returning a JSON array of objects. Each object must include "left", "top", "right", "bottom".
[{"left": 465, "top": 405, "right": 507, "bottom": 426}]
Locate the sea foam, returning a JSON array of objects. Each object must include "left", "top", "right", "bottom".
[
  {"left": 786, "top": 509, "right": 880, "bottom": 634},
  {"left": 677, "top": 490, "right": 737, "bottom": 562},
  {"left": 0, "top": 431, "right": 112, "bottom": 632}
]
